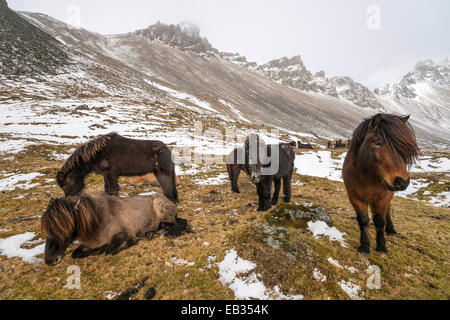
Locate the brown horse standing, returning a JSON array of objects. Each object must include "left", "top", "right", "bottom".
[{"left": 343, "top": 114, "right": 419, "bottom": 254}]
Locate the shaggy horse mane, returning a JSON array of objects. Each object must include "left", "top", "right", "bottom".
[
  {"left": 57, "top": 132, "right": 116, "bottom": 185},
  {"left": 41, "top": 196, "right": 102, "bottom": 241},
  {"left": 348, "top": 114, "right": 419, "bottom": 166},
  {"left": 244, "top": 134, "right": 267, "bottom": 163}
]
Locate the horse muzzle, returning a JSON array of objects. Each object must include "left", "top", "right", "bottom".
[
  {"left": 251, "top": 173, "right": 261, "bottom": 184},
  {"left": 386, "top": 177, "right": 410, "bottom": 191},
  {"left": 45, "top": 256, "right": 62, "bottom": 266}
]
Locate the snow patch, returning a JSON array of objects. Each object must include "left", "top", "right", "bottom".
[
  {"left": 295, "top": 151, "right": 344, "bottom": 182},
  {"left": 217, "top": 249, "right": 303, "bottom": 300},
  {"left": 308, "top": 221, "right": 348, "bottom": 247},
  {"left": 338, "top": 280, "right": 363, "bottom": 300},
  {"left": 195, "top": 173, "right": 228, "bottom": 185},
  {"left": 0, "top": 172, "right": 44, "bottom": 191},
  {"left": 313, "top": 268, "right": 327, "bottom": 282},
  {"left": 0, "top": 232, "right": 45, "bottom": 264}
]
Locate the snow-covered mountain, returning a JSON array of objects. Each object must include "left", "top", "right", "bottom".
[
  {"left": 0, "top": 0, "right": 449, "bottom": 149},
  {"left": 1, "top": 6, "right": 376, "bottom": 143},
  {"left": 223, "top": 55, "right": 383, "bottom": 110},
  {"left": 374, "top": 59, "right": 450, "bottom": 148}
]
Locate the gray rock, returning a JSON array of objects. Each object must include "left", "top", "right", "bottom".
[{"left": 265, "top": 203, "right": 332, "bottom": 228}]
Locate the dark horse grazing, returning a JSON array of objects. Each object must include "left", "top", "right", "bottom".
[
  {"left": 343, "top": 114, "right": 419, "bottom": 254},
  {"left": 243, "top": 135, "right": 295, "bottom": 211},
  {"left": 56, "top": 132, "right": 178, "bottom": 203},
  {"left": 41, "top": 193, "right": 185, "bottom": 266}
]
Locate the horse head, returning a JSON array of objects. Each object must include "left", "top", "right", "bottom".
[
  {"left": 41, "top": 196, "right": 100, "bottom": 266},
  {"left": 355, "top": 114, "right": 418, "bottom": 191},
  {"left": 244, "top": 134, "right": 267, "bottom": 183},
  {"left": 56, "top": 170, "right": 85, "bottom": 197}
]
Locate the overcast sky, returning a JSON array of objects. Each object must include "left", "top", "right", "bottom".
[{"left": 8, "top": 0, "right": 450, "bottom": 89}]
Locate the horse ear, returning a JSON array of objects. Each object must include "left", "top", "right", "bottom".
[
  {"left": 400, "top": 115, "right": 410, "bottom": 123},
  {"left": 370, "top": 114, "right": 383, "bottom": 129}
]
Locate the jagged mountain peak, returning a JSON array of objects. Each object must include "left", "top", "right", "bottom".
[
  {"left": 133, "top": 21, "right": 218, "bottom": 55},
  {"left": 263, "top": 55, "right": 307, "bottom": 69},
  {"left": 375, "top": 57, "right": 450, "bottom": 98}
]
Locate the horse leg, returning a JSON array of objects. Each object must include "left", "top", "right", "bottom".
[
  {"left": 350, "top": 198, "right": 370, "bottom": 254},
  {"left": 370, "top": 203, "right": 388, "bottom": 253},
  {"left": 261, "top": 177, "right": 273, "bottom": 211},
  {"left": 104, "top": 173, "right": 120, "bottom": 196},
  {"left": 105, "top": 232, "right": 138, "bottom": 255},
  {"left": 72, "top": 245, "right": 107, "bottom": 259},
  {"left": 282, "top": 174, "right": 292, "bottom": 203},
  {"left": 256, "top": 183, "right": 264, "bottom": 211},
  {"left": 373, "top": 213, "right": 388, "bottom": 253},
  {"left": 385, "top": 208, "right": 397, "bottom": 235},
  {"left": 154, "top": 171, "right": 178, "bottom": 203},
  {"left": 227, "top": 164, "right": 241, "bottom": 193},
  {"left": 271, "top": 178, "right": 281, "bottom": 206}
]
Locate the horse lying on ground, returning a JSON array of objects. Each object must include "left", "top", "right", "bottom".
[
  {"left": 243, "top": 135, "right": 296, "bottom": 211},
  {"left": 56, "top": 132, "right": 178, "bottom": 203},
  {"left": 41, "top": 193, "right": 186, "bottom": 266},
  {"left": 343, "top": 114, "right": 419, "bottom": 254}
]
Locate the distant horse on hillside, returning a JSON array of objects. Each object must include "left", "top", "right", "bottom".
[
  {"left": 41, "top": 193, "right": 185, "bottom": 266},
  {"left": 243, "top": 134, "right": 296, "bottom": 211},
  {"left": 56, "top": 133, "right": 178, "bottom": 203},
  {"left": 343, "top": 114, "right": 419, "bottom": 254},
  {"left": 297, "top": 141, "right": 314, "bottom": 149}
]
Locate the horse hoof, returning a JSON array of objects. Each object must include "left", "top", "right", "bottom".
[
  {"left": 376, "top": 247, "right": 388, "bottom": 254},
  {"left": 358, "top": 246, "right": 370, "bottom": 254},
  {"left": 386, "top": 230, "right": 398, "bottom": 236}
]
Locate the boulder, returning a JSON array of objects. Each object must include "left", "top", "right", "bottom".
[{"left": 265, "top": 203, "right": 332, "bottom": 229}]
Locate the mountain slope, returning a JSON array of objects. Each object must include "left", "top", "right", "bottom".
[
  {"left": 1, "top": 3, "right": 448, "bottom": 148},
  {"left": 13, "top": 14, "right": 375, "bottom": 141},
  {"left": 0, "top": 0, "right": 70, "bottom": 76}
]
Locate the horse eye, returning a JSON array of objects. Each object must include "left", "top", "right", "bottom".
[{"left": 373, "top": 141, "right": 383, "bottom": 147}]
